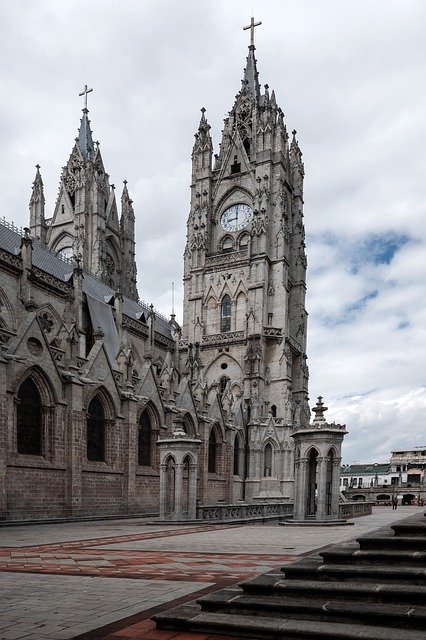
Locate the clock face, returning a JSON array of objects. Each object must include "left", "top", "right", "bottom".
[{"left": 220, "top": 203, "right": 253, "bottom": 232}]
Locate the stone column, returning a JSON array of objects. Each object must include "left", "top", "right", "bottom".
[
  {"left": 174, "top": 462, "right": 183, "bottom": 520},
  {"left": 316, "top": 456, "right": 328, "bottom": 520},
  {"left": 122, "top": 395, "right": 138, "bottom": 514},
  {"left": 159, "top": 463, "right": 167, "bottom": 520},
  {"left": 0, "top": 357, "right": 8, "bottom": 516},
  {"left": 65, "top": 378, "right": 84, "bottom": 517},
  {"left": 330, "top": 458, "right": 341, "bottom": 518},
  {"left": 293, "top": 457, "right": 308, "bottom": 520},
  {"left": 188, "top": 463, "right": 198, "bottom": 519}
]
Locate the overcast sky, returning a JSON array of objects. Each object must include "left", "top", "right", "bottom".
[{"left": 0, "top": 0, "right": 425, "bottom": 464}]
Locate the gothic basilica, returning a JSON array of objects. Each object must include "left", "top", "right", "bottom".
[{"left": 0, "top": 32, "right": 322, "bottom": 522}]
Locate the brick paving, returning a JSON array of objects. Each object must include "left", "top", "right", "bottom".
[{"left": 0, "top": 507, "right": 424, "bottom": 640}]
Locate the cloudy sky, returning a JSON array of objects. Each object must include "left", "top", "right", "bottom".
[{"left": 0, "top": 0, "right": 425, "bottom": 463}]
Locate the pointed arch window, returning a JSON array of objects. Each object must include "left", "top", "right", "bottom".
[
  {"left": 219, "top": 375, "right": 229, "bottom": 396},
  {"left": 221, "top": 295, "right": 231, "bottom": 333},
  {"left": 208, "top": 429, "right": 218, "bottom": 473},
  {"left": 87, "top": 395, "right": 105, "bottom": 462},
  {"left": 222, "top": 236, "right": 234, "bottom": 253},
  {"left": 233, "top": 434, "right": 241, "bottom": 476},
  {"left": 17, "top": 378, "right": 42, "bottom": 455},
  {"left": 138, "top": 409, "right": 152, "bottom": 466},
  {"left": 264, "top": 443, "right": 273, "bottom": 477},
  {"left": 239, "top": 233, "right": 250, "bottom": 249}
]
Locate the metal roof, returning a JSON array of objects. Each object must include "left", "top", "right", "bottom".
[{"left": 341, "top": 463, "right": 390, "bottom": 475}]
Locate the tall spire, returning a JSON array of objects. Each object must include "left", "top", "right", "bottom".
[
  {"left": 242, "top": 17, "right": 262, "bottom": 100},
  {"left": 29, "top": 164, "right": 46, "bottom": 245},
  {"left": 120, "top": 180, "right": 139, "bottom": 301},
  {"left": 77, "top": 110, "right": 95, "bottom": 159},
  {"left": 77, "top": 86, "right": 95, "bottom": 159}
]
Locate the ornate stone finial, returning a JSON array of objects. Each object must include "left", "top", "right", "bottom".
[
  {"left": 201, "top": 107, "right": 206, "bottom": 114},
  {"left": 123, "top": 179, "right": 127, "bottom": 185},
  {"left": 312, "top": 396, "right": 328, "bottom": 424},
  {"left": 243, "top": 16, "right": 262, "bottom": 47},
  {"left": 292, "top": 129, "right": 297, "bottom": 140},
  {"left": 35, "top": 163, "right": 41, "bottom": 171}
]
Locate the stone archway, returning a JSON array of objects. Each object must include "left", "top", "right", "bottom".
[{"left": 306, "top": 448, "right": 318, "bottom": 516}]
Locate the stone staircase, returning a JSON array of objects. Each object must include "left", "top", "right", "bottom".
[{"left": 154, "top": 511, "right": 426, "bottom": 639}]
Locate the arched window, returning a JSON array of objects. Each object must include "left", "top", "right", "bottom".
[
  {"left": 264, "top": 443, "right": 272, "bottom": 477},
  {"left": 233, "top": 434, "right": 241, "bottom": 476},
  {"left": 239, "top": 233, "right": 249, "bottom": 249},
  {"left": 219, "top": 375, "right": 229, "bottom": 396},
  {"left": 222, "top": 236, "right": 234, "bottom": 253},
  {"left": 208, "top": 429, "right": 218, "bottom": 473},
  {"left": 138, "top": 409, "right": 152, "bottom": 466},
  {"left": 17, "top": 378, "right": 42, "bottom": 455},
  {"left": 221, "top": 295, "right": 231, "bottom": 333},
  {"left": 270, "top": 404, "right": 277, "bottom": 418},
  {"left": 87, "top": 395, "right": 105, "bottom": 461}
]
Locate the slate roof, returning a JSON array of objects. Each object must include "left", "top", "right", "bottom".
[{"left": 0, "top": 220, "right": 173, "bottom": 340}]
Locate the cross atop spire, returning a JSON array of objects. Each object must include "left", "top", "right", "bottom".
[
  {"left": 243, "top": 16, "right": 262, "bottom": 47},
  {"left": 79, "top": 84, "right": 93, "bottom": 111}
]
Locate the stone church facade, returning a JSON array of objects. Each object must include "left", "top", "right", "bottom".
[{"left": 0, "top": 40, "right": 312, "bottom": 522}]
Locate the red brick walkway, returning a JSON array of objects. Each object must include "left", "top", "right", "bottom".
[{"left": 0, "top": 524, "right": 297, "bottom": 640}]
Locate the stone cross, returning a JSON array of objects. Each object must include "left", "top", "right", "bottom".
[
  {"left": 79, "top": 84, "right": 93, "bottom": 110},
  {"left": 243, "top": 17, "right": 262, "bottom": 46}
]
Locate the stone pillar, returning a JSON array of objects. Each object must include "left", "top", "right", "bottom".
[
  {"left": 159, "top": 463, "right": 167, "bottom": 519},
  {"left": 293, "top": 457, "right": 308, "bottom": 520},
  {"left": 316, "top": 456, "right": 328, "bottom": 520},
  {"left": 188, "top": 463, "right": 198, "bottom": 519},
  {"left": 0, "top": 356, "right": 8, "bottom": 516},
  {"left": 66, "top": 378, "right": 85, "bottom": 517},
  {"left": 157, "top": 429, "right": 201, "bottom": 521},
  {"left": 122, "top": 395, "right": 138, "bottom": 514},
  {"left": 330, "top": 458, "right": 341, "bottom": 518},
  {"left": 174, "top": 462, "right": 183, "bottom": 519},
  {"left": 291, "top": 397, "right": 348, "bottom": 522}
]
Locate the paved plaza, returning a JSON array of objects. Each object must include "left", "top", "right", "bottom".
[{"left": 0, "top": 506, "right": 424, "bottom": 640}]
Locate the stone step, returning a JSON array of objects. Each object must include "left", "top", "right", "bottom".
[
  {"left": 320, "top": 546, "right": 426, "bottom": 566},
  {"left": 281, "top": 556, "right": 426, "bottom": 583},
  {"left": 241, "top": 575, "right": 426, "bottom": 605},
  {"left": 357, "top": 534, "right": 426, "bottom": 551},
  {"left": 391, "top": 521, "right": 426, "bottom": 537},
  {"left": 197, "top": 591, "right": 426, "bottom": 630},
  {"left": 154, "top": 607, "right": 426, "bottom": 639}
]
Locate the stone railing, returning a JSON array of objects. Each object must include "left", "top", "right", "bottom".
[
  {"left": 202, "top": 330, "right": 245, "bottom": 345},
  {"left": 339, "top": 501, "right": 373, "bottom": 519},
  {"left": 196, "top": 502, "right": 293, "bottom": 522},
  {"left": 195, "top": 500, "right": 371, "bottom": 523}
]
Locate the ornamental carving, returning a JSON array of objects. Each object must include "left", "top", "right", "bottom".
[
  {"left": 39, "top": 312, "right": 55, "bottom": 334},
  {"left": 27, "top": 337, "right": 43, "bottom": 356}
]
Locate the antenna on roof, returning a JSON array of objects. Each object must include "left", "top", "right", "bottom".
[{"left": 171, "top": 282, "right": 175, "bottom": 316}]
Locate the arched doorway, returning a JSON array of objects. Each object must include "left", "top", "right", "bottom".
[{"left": 306, "top": 449, "right": 318, "bottom": 515}]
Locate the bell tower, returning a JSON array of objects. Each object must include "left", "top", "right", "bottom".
[
  {"left": 43, "top": 86, "right": 139, "bottom": 301},
  {"left": 182, "top": 22, "right": 310, "bottom": 500}
]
